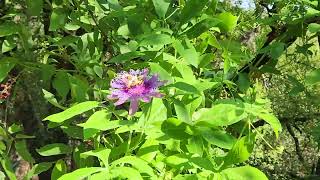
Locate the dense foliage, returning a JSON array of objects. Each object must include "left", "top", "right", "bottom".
[{"left": 0, "top": 0, "right": 320, "bottom": 179}]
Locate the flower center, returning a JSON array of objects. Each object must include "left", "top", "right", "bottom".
[{"left": 122, "top": 74, "right": 144, "bottom": 88}]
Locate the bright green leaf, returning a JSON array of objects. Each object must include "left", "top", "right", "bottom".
[
  {"left": 221, "top": 166, "right": 268, "bottom": 180},
  {"left": 217, "top": 12, "right": 238, "bottom": 32},
  {"left": 43, "top": 101, "right": 100, "bottom": 123},
  {"left": 51, "top": 160, "right": 67, "bottom": 180},
  {"left": 58, "top": 167, "right": 105, "bottom": 180}
]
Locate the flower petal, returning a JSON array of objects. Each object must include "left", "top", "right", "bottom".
[
  {"left": 129, "top": 99, "right": 139, "bottom": 115},
  {"left": 114, "top": 97, "right": 129, "bottom": 106},
  {"left": 141, "top": 96, "right": 151, "bottom": 102}
]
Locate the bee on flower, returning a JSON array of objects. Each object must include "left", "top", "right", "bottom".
[{"left": 107, "top": 69, "right": 165, "bottom": 115}]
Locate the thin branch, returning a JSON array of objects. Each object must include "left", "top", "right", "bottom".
[{"left": 286, "top": 123, "right": 304, "bottom": 162}]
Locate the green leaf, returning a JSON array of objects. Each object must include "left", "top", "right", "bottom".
[
  {"left": 199, "top": 53, "right": 214, "bottom": 68},
  {"left": 221, "top": 166, "right": 268, "bottom": 180},
  {"left": 0, "top": 156, "right": 17, "bottom": 180},
  {"left": 257, "top": 113, "right": 282, "bottom": 138},
  {"left": 224, "top": 134, "right": 256, "bottom": 166},
  {"left": 237, "top": 73, "right": 250, "bottom": 93},
  {"left": 53, "top": 72, "right": 70, "bottom": 100},
  {"left": 140, "top": 98, "right": 167, "bottom": 125},
  {"left": 60, "top": 125, "right": 83, "bottom": 139},
  {"left": 55, "top": 36, "right": 80, "bottom": 46},
  {"left": 0, "top": 57, "right": 16, "bottom": 83},
  {"left": 161, "top": 118, "right": 193, "bottom": 140},
  {"left": 68, "top": 75, "right": 89, "bottom": 102},
  {"left": 111, "top": 156, "right": 156, "bottom": 178},
  {"left": 110, "top": 167, "right": 143, "bottom": 180},
  {"left": 42, "top": 89, "right": 66, "bottom": 110},
  {"left": 149, "top": 62, "right": 173, "bottom": 82},
  {"left": 80, "top": 110, "right": 111, "bottom": 139},
  {"left": 174, "top": 63, "right": 197, "bottom": 83},
  {"left": 37, "top": 143, "right": 72, "bottom": 156},
  {"left": 26, "top": 0, "right": 43, "bottom": 16},
  {"left": 165, "top": 154, "right": 193, "bottom": 169},
  {"left": 306, "top": 69, "right": 320, "bottom": 85},
  {"left": 269, "top": 42, "right": 285, "bottom": 59},
  {"left": 108, "top": 51, "right": 144, "bottom": 63},
  {"left": 26, "top": 162, "right": 53, "bottom": 179},
  {"left": 186, "top": 136, "right": 203, "bottom": 156},
  {"left": 58, "top": 167, "right": 105, "bottom": 180},
  {"left": 174, "top": 99, "right": 192, "bottom": 124},
  {"left": 2, "top": 36, "right": 16, "bottom": 53},
  {"left": 81, "top": 148, "right": 111, "bottom": 167},
  {"left": 140, "top": 34, "right": 173, "bottom": 46},
  {"left": 137, "top": 139, "right": 159, "bottom": 162},
  {"left": 51, "top": 160, "right": 67, "bottom": 180},
  {"left": 44, "top": 101, "right": 100, "bottom": 123},
  {"left": 173, "top": 40, "right": 199, "bottom": 67},
  {"left": 49, "top": 8, "right": 67, "bottom": 31},
  {"left": 168, "top": 82, "right": 200, "bottom": 95},
  {"left": 8, "top": 123, "right": 23, "bottom": 134},
  {"left": 78, "top": 120, "right": 134, "bottom": 131},
  {"left": 0, "top": 22, "right": 18, "bottom": 37},
  {"left": 94, "top": 66, "right": 103, "bottom": 78},
  {"left": 15, "top": 140, "right": 35, "bottom": 163},
  {"left": 194, "top": 101, "right": 247, "bottom": 127},
  {"left": 152, "top": 0, "right": 171, "bottom": 18},
  {"left": 0, "top": 171, "right": 5, "bottom": 180},
  {"left": 184, "top": 18, "right": 221, "bottom": 39},
  {"left": 180, "top": 0, "right": 210, "bottom": 24},
  {"left": 308, "top": 23, "right": 320, "bottom": 33},
  {"left": 216, "top": 12, "right": 238, "bottom": 32},
  {"left": 198, "top": 127, "right": 236, "bottom": 149}
]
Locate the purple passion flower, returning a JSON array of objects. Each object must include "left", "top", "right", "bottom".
[{"left": 108, "top": 69, "right": 165, "bottom": 115}]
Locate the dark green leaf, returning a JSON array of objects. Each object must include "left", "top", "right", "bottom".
[
  {"left": 49, "top": 8, "right": 67, "bottom": 31},
  {"left": 140, "top": 34, "right": 173, "bottom": 46},
  {"left": 168, "top": 82, "right": 200, "bottom": 95},
  {"left": 26, "top": 162, "right": 53, "bottom": 179},
  {"left": 0, "top": 22, "right": 19, "bottom": 37},
  {"left": 185, "top": 18, "right": 221, "bottom": 39},
  {"left": 15, "top": 140, "right": 35, "bottom": 163},
  {"left": 108, "top": 51, "right": 144, "bottom": 63},
  {"left": 0, "top": 57, "right": 16, "bottom": 83},
  {"left": 26, "top": 0, "right": 43, "bottom": 16},
  {"left": 180, "top": 0, "right": 210, "bottom": 25},
  {"left": 37, "top": 143, "right": 72, "bottom": 156}
]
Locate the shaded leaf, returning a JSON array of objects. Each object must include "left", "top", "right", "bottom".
[{"left": 37, "top": 143, "right": 72, "bottom": 156}]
